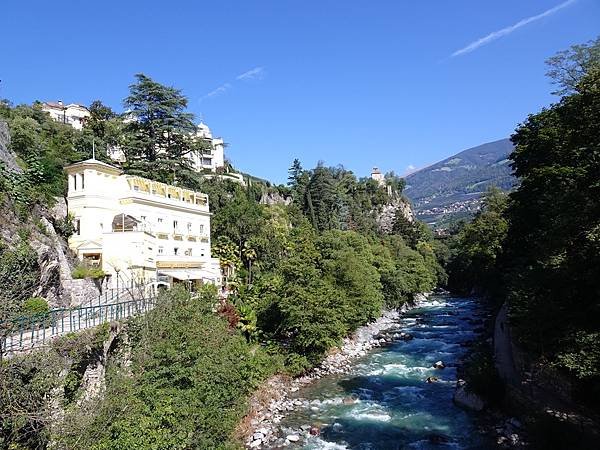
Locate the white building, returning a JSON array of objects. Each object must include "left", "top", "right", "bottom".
[
  {"left": 42, "top": 101, "right": 90, "bottom": 130},
  {"left": 371, "top": 167, "right": 385, "bottom": 186},
  {"left": 189, "top": 122, "right": 225, "bottom": 172},
  {"left": 65, "top": 159, "right": 221, "bottom": 289}
]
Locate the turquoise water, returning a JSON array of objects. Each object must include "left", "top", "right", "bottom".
[{"left": 274, "top": 296, "right": 494, "bottom": 449}]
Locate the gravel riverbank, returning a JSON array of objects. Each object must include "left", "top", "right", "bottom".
[{"left": 241, "top": 294, "right": 430, "bottom": 449}]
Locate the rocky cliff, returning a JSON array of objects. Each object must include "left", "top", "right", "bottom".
[
  {"left": 375, "top": 195, "right": 414, "bottom": 234},
  {"left": 0, "top": 120, "right": 100, "bottom": 308},
  {"left": 260, "top": 191, "right": 292, "bottom": 206},
  {"left": 0, "top": 121, "right": 21, "bottom": 173}
]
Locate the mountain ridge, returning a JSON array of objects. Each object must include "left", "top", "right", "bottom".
[{"left": 403, "top": 138, "right": 516, "bottom": 226}]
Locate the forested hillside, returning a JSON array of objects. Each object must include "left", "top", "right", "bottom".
[
  {"left": 445, "top": 37, "right": 600, "bottom": 445},
  {"left": 404, "top": 138, "right": 515, "bottom": 226}
]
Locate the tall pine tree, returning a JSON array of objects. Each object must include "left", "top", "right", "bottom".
[{"left": 121, "top": 74, "right": 208, "bottom": 185}]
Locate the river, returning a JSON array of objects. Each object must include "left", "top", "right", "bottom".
[{"left": 271, "top": 295, "right": 495, "bottom": 449}]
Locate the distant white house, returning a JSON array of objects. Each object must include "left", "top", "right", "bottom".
[
  {"left": 189, "top": 122, "right": 225, "bottom": 172},
  {"left": 42, "top": 101, "right": 90, "bottom": 130}
]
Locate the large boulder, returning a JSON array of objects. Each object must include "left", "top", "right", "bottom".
[{"left": 453, "top": 380, "right": 485, "bottom": 411}]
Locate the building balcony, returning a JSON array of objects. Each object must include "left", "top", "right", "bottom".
[
  {"left": 124, "top": 176, "right": 210, "bottom": 212},
  {"left": 156, "top": 254, "right": 207, "bottom": 269}
]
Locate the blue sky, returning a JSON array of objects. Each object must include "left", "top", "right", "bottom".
[{"left": 0, "top": 1, "right": 598, "bottom": 184}]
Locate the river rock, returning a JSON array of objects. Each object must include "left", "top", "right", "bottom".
[
  {"left": 309, "top": 426, "right": 320, "bottom": 436},
  {"left": 343, "top": 396, "right": 357, "bottom": 405},
  {"left": 428, "top": 433, "right": 451, "bottom": 444},
  {"left": 252, "top": 432, "right": 265, "bottom": 441},
  {"left": 433, "top": 361, "right": 446, "bottom": 369},
  {"left": 399, "top": 332, "right": 413, "bottom": 341},
  {"left": 286, "top": 434, "right": 300, "bottom": 442},
  {"left": 249, "top": 439, "right": 262, "bottom": 448},
  {"left": 453, "top": 380, "right": 484, "bottom": 411},
  {"left": 426, "top": 376, "right": 438, "bottom": 383}
]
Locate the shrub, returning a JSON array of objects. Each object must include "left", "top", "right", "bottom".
[
  {"left": 71, "top": 265, "right": 87, "bottom": 279},
  {"left": 53, "top": 213, "right": 76, "bottom": 239},
  {"left": 87, "top": 267, "right": 106, "bottom": 279},
  {"left": 21, "top": 297, "right": 49, "bottom": 316},
  {"left": 71, "top": 265, "right": 106, "bottom": 280}
]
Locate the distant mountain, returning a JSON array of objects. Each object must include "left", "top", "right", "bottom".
[{"left": 403, "top": 138, "right": 516, "bottom": 226}]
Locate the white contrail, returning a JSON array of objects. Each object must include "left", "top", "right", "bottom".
[
  {"left": 451, "top": 0, "right": 577, "bottom": 57},
  {"left": 236, "top": 67, "right": 265, "bottom": 81}
]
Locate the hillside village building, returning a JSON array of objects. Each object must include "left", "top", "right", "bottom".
[
  {"left": 65, "top": 159, "right": 221, "bottom": 289},
  {"left": 42, "top": 101, "right": 90, "bottom": 130}
]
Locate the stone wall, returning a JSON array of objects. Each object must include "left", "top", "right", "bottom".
[{"left": 36, "top": 205, "right": 101, "bottom": 307}]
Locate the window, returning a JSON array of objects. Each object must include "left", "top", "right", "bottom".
[
  {"left": 74, "top": 219, "right": 81, "bottom": 235},
  {"left": 133, "top": 186, "right": 139, "bottom": 191},
  {"left": 81, "top": 173, "right": 85, "bottom": 189},
  {"left": 173, "top": 220, "right": 178, "bottom": 229},
  {"left": 187, "top": 222, "right": 192, "bottom": 233},
  {"left": 158, "top": 246, "right": 164, "bottom": 254},
  {"left": 73, "top": 174, "right": 77, "bottom": 190},
  {"left": 141, "top": 215, "right": 146, "bottom": 222},
  {"left": 158, "top": 218, "right": 163, "bottom": 224},
  {"left": 199, "top": 224, "right": 204, "bottom": 234},
  {"left": 185, "top": 248, "right": 192, "bottom": 256},
  {"left": 173, "top": 247, "right": 179, "bottom": 256}
]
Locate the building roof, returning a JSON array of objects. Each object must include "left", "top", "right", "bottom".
[
  {"left": 65, "top": 158, "right": 123, "bottom": 175},
  {"left": 43, "top": 101, "right": 89, "bottom": 111},
  {"left": 196, "top": 122, "right": 213, "bottom": 138}
]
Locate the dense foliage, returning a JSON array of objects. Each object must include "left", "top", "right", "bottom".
[
  {"left": 445, "top": 187, "right": 508, "bottom": 296},
  {"left": 0, "top": 238, "right": 40, "bottom": 326},
  {"left": 206, "top": 173, "right": 443, "bottom": 371},
  {"left": 505, "top": 67, "right": 600, "bottom": 381},
  {"left": 54, "top": 287, "right": 279, "bottom": 450},
  {"left": 446, "top": 39, "right": 600, "bottom": 406}
]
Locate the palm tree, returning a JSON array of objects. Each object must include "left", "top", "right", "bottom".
[{"left": 242, "top": 241, "right": 257, "bottom": 285}]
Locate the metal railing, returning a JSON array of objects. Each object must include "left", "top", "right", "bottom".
[{"left": 0, "top": 289, "right": 158, "bottom": 357}]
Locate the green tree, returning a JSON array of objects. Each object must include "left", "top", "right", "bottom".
[
  {"left": 86, "top": 100, "right": 117, "bottom": 139},
  {"left": 287, "top": 158, "right": 303, "bottom": 188},
  {"left": 546, "top": 36, "right": 600, "bottom": 96},
  {"left": 121, "top": 74, "right": 208, "bottom": 185},
  {"left": 446, "top": 187, "right": 508, "bottom": 295},
  {"left": 503, "top": 68, "right": 600, "bottom": 381}
]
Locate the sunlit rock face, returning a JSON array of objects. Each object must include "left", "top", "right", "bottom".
[
  {"left": 0, "top": 121, "right": 22, "bottom": 173},
  {"left": 376, "top": 196, "right": 414, "bottom": 234}
]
